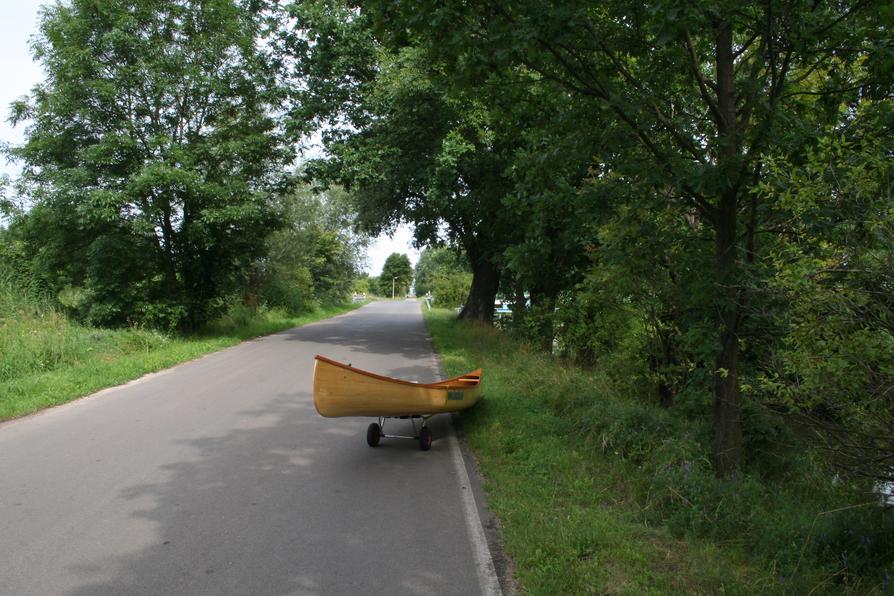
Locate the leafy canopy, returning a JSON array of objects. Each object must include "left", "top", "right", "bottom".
[
  {"left": 380, "top": 252, "right": 413, "bottom": 297},
  {"left": 8, "top": 0, "right": 292, "bottom": 329}
]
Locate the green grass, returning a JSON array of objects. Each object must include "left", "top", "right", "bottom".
[
  {"left": 424, "top": 309, "right": 893, "bottom": 594},
  {"left": 0, "top": 289, "right": 363, "bottom": 421}
]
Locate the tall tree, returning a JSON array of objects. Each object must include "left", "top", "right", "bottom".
[
  {"left": 284, "top": 3, "right": 521, "bottom": 321},
  {"left": 261, "top": 183, "right": 368, "bottom": 311},
  {"left": 380, "top": 252, "right": 413, "bottom": 297},
  {"left": 9, "top": 0, "right": 291, "bottom": 329},
  {"left": 368, "top": 0, "right": 889, "bottom": 476}
]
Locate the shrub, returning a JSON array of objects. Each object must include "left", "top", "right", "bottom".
[
  {"left": 432, "top": 272, "right": 472, "bottom": 308},
  {"left": 0, "top": 273, "right": 171, "bottom": 382},
  {"left": 261, "top": 266, "right": 316, "bottom": 315},
  {"left": 566, "top": 380, "right": 894, "bottom": 588}
]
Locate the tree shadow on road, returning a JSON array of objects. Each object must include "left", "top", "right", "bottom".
[
  {"left": 282, "top": 303, "right": 443, "bottom": 376},
  {"left": 62, "top": 374, "right": 475, "bottom": 595}
]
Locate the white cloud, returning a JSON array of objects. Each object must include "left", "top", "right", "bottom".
[{"left": 364, "top": 223, "right": 420, "bottom": 276}]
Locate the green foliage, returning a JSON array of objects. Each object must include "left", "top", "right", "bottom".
[
  {"left": 0, "top": 175, "right": 15, "bottom": 221},
  {"left": 356, "top": 0, "right": 890, "bottom": 476},
  {"left": 431, "top": 272, "right": 472, "bottom": 309},
  {"left": 413, "top": 246, "right": 467, "bottom": 296},
  {"left": 2, "top": 4, "right": 892, "bottom": 587},
  {"left": 380, "top": 252, "right": 413, "bottom": 297},
  {"left": 753, "top": 108, "right": 894, "bottom": 481},
  {"left": 365, "top": 275, "right": 382, "bottom": 296},
  {"left": 261, "top": 184, "right": 367, "bottom": 312},
  {"left": 426, "top": 310, "right": 768, "bottom": 592},
  {"left": 427, "top": 309, "right": 894, "bottom": 593},
  {"left": 0, "top": 271, "right": 362, "bottom": 421},
  {"left": 351, "top": 275, "right": 370, "bottom": 295},
  {"left": 8, "top": 0, "right": 292, "bottom": 329},
  {"left": 261, "top": 267, "right": 315, "bottom": 315},
  {"left": 567, "top": 375, "right": 894, "bottom": 589},
  {"left": 0, "top": 273, "right": 169, "bottom": 385},
  {"left": 292, "top": 12, "right": 523, "bottom": 318},
  {"left": 643, "top": 464, "right": 894, "bottom": 586}
]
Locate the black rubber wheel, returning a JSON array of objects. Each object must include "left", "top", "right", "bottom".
[
  {"left": 367, "top": 422, "right": 381, "bottom": 447},
  {"left": 419, "top": 427, "right": 432, "bottom": 451}
]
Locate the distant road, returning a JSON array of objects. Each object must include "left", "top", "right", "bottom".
[{"left": 0, "top": 300, "right": 499, "bottom": 595}]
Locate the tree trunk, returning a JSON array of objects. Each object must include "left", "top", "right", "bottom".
[
  {"left": 713, "top": 311, "right": 742, "bottom": 476},
  {"left": 458, "top": 254, "right": 499, "bottom": 322},
  {"left": 512, "top": 276, "right": 526, "bottom": 322},
  {"left": 159, "top": 201, "right": 179, "bottom": 299},
  {"left": 711, "top": 23, "right": 743, "bottom": 477},
  {"left": 654, "top": 327, "right": 675, "bottom": 408},
  {"left": 712, "top": 191, "right": 743, "bottom": 476}
]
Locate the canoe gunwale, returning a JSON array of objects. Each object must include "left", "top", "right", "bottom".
[{"left": 313, "top": 355, "right": 481, "bottom": 390}]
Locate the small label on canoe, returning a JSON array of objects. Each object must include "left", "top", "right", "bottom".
[{"left": 447, "top": 390, "right": 464, "bottom": 401}]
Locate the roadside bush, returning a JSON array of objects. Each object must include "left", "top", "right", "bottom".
[
  {"left": 0, "top": 237, "right": 50, "bottom": 307},
  {"left": 572, "top": 396, "right": 703, "bottom": 469},
  {"left": 432, "top": 272, "right": 471, "bottom": 308},
  {"left": 0, "top": 302, "right": 72, "bottom": 381},
  {"left": 261, "top": 266, "right": 317, "bottom": 315},
  {"left": 429, "top": 310, "right": 894, "bottom": 590},
  {"left": 204, "top": 299, "right": 284, "bottom": 334},
  {"left": 578, "top": 393, "right": 894, "bottom": 588},
  {"left": 648, "top": 463, "right": 894, "bottom": 586},
  {"left": 0, "top": 274, "right": 169, "bottom": 382},
  {"left": 352, "top": 276, "right": 370, "bottom": 295},
  {"left": 807, "top": 505, "right": 894, "bottom": 581},
  {"left": 414, "top": 246, "right": 468, "bottom": 296},
  {"left": 137, "top": 301, "right": 188, "bottom": 333},
  {"left": 552, "top": 283, "right": 639, "bottom": 368},
  {"left": 648, "top": 465, "right": 768, "bottom": 541},
  {"left": 210, "top": 301, "right": 259, "bottom": 331},
  {"left": 550, "top": 356, "right": 894, "bottom": 588}
]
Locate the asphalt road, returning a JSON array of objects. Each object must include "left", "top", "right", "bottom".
[{"left": 0, "top": 300, "right": 499, "bottom": 595}]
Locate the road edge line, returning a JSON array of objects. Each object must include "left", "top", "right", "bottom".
[
  {"left": 422, "top": 300, "right": 501, "bottom": 595},
  {"left": 447, "top": 428, "right": 502, "bottom": 596}
]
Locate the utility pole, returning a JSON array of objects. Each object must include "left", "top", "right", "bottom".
[{"left": 392, "top": 277, "right": 396, "bottom": 299}]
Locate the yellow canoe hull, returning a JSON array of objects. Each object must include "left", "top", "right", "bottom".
[{"left": 312, "top": 355, "right": 482, "bottom": 417}]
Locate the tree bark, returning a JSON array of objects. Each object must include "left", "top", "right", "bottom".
[
  {"left": 653, "top": 326, "right": 675, "bottom": 408},
  {"left": 159, "top": 199, "right": 179, "bottom": 300},
  {"left": 458, "top": 253, "right": 500, "bottom": 322},
  {"left": 711, "top": 23, "right": 743, "bottom": 477},
  {"left": 713, "top": 189, "right": 743, "bottom": 476}
]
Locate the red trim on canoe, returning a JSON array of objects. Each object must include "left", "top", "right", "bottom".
[{"left": 314, "top": 354, "right": 481, "bottom": 389}]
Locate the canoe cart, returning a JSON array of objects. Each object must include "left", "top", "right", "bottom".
[{"left": 312, "top": 355, "right": 482, "bottom": 451}]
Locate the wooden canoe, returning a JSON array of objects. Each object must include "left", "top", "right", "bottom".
[{"left": 312, "top": 355, "right": 482, "bottom": 417}]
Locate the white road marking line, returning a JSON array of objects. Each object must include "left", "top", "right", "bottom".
[
  {"left": 422, "top": 300, "right": 501, "bottom": 594},
  {"left": 447, "top": 428, "right": 502, "bottom": 596}
]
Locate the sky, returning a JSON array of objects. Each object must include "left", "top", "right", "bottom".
[
  {"left": 0, "top": 0, "right": 45, "bottom": 181},
  {"left": 0, "top": 0, "right": 418, "bottom": 276},
  {"left": 364, "top": 225, "right": 420, "bottom": 278}
]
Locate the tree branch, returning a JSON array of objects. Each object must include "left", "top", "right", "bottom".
[{"left": 685, "top": 29, "right": 723, "bottom": 124}]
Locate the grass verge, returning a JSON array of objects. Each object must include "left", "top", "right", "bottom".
[
  {"left": 0, "top": 301, "right": 363, "bottom": 421},
  {"left": 424, "top": 308, "right": 892, "bottom": 594}
]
